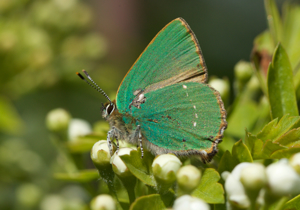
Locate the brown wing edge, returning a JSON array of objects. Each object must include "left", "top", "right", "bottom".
[
  {"left": 142, "top": 84, "right": 227, "bottom": 163},
  {"left": 177, "top": 17, "right": 208, "bottom": 83}
]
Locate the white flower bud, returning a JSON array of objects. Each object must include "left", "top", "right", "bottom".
[
  {"left": 209, "top": 78, "right": 229, "bottom": 100},
  {"left": 176, "top": 165, "right": 201, "bottom": 193},
  {"left": 111, "top": 148, "right": 134, "bottom": 177},
  {"left": 90, "top": 194, "right": 116, "bottom": 210},
  {"left": 224, "top": 163, "right": 251, "bottom": 209},
  {"left": 152, "top": 154, "right": 182, "bottom": 182},
  {"left": 240, "top": 163, "right": 267, "bottom": 191},
  {"left": 290, "top": 152, "right": 300, "bottom": 175},
  {"left": 68, "top": 118, "right": 92, "bottom": 141},
  {"left": 91, "top": 140, "right": 111, "bottom": 166},
  {"left": 266, "top": 159, "right": 300, "bottom": 196},
  {"left": 46, "top": 108, "right": 71, "bottom": 131},
  {"left": 234, "top": 61, "right": 253, "bottom": 82},
  {"left": 173, "top": 195, "right": 210, "bottom": 210}
]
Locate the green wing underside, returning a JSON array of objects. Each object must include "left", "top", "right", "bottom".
[
  {"left": 131, "top": 83, "right": 222, "bottom": 152},
  {"left": 116, "top": 18, "right": 206, "bottom": 113}
]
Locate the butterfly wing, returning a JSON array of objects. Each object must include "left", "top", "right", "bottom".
[
  {"left": 115, "top": 17, "right": 227, "bottom": 160},
  {"left": 116, "top": 18, "right": 207, "bottom": 113},
  {"left": 131, "top": 82, "right": 226, "bottom": 161}
]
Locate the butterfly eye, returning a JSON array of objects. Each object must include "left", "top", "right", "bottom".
[{"left": 106, "top": 104, "right": 115, "bottom": 115}]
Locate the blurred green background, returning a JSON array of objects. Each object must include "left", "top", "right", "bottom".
[{"left": 0, "top": 0, "right": 284, "bottom": 209}]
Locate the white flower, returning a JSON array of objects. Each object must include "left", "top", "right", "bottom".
[
  {"left": 234, "top": 61, "right": 253, "bottom": 82},
  {"left": 173, "top": 195, "right": 210, "bottom": 210},
  {"left": 176, "top": 165, "right": 201, "bottom": 192},
  {"left": 266, "top": 159, "right": 300, "bottom": 196},
  {"left": 290, "top": 152, "right": 300, "bottom": 175},
  {"left": 68, "top": 118, "right": 92, "bottom": 141},
  {"left": 209, "top": 78, "right": 229, "bottom": 99},
  {"left": 240, "top": 163, "right": 267, "bottom": 190},
  {"left": 91, "top": 140, "right": 111, "bottom": 166},
  {"left": 152, "top": 154, "right": 182, "bottom": 181},
  {"left": 224, "top": 163, "right": 251, "bottom": 209},
  {"left": 46, "top": 108, "right": 71, "bottom": 131},
  {"left": 90, "top": 194, "right": 116, "bottom": 210},
  {"left": 111, "top": 148, "right": 134, "bottom": 177}
]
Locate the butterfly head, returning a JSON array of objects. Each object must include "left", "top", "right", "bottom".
[{"left": 102, "top": 101, "right": 116, "bottom": 119}]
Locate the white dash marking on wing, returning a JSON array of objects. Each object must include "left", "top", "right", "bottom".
[
  {"left": 193, "top": 105, "right": 196, "bottom": 109},
  {"left": 195, "top": 113, "right": 198, "bottom": 118},
  {"left": 193, "top": 122, "right": 197, "bottom": 127},
  {"left": 183, "top": 85, "right": 187, "bottom": 89}
]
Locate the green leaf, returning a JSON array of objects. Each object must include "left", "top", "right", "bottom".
[
  {"left": 54, "top": 169, "right": 99, "bottom": 182},
  {"left": 284, "top": 194, "right": 300, "bottom": 210},
  {"left": 245, "top": 114, "right": 300, "bottom": 160},
  {"left": 282, "top": 2, "right": 300, "bottom": 71},
  {"left": 232, "top": 140, "right": 253, "bottom": 163},
  {"left": 192, "top": 168, "right": 224, "bottom": 204},
  {"left": 129, "top": 194, "right": 165, "bottom": 210},
  {"left": 226, "top": 100, "right": 259, "bottom": 138},
  {"left": 218, "top": 150, "right": 237, "bottom": 174},
  {"left": 257, "top": 115, "right": 300, "bottom": 142},
  {"left": 264, "top": 0, "right": 283, "bottom": 44},
  {"left": 65, "top": 138, "right": 99, "bottom": 153},
  {"left": 120, "top": 149, "right": 156, "bottom": 187},
  {"left": 267, "top": 43, "right": 298, "bottom": 119}
]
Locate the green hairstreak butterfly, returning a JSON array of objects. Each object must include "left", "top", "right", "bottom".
[{"left": 77, "top": 18, "right": 227, "bottom": 163}]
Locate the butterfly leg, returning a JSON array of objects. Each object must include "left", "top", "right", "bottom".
[
  {"left": 115, "top": 134, "right": 119, "bottom": 154},
  {"left": 133, "top": 125, "right": 144, "bottom": 158},
  {"left": 107, "top": 129, "right": 115, "bottom": 156},
  {"left": 138, "top": 127, "right": 144, "bottom": 158}
]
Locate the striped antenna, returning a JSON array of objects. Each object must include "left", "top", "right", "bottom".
[{"left": 76, "top": 70, "right": 112, "bottom": 104}]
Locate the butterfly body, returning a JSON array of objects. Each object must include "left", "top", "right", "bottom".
[{"left": 80, "top": 17, "right": 227, "bottom": 163}]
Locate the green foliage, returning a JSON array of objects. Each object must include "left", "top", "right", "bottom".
[
  {"left": 191, "top": 168, "right": 224, "bottom": 204},
  {"left": 129, "top": 194, "right": 166, "bottom": 210},
  {"left": 267, "top": 43, "right": 298, "bottom": 119},
  {"left": 284, "top": 194, "right": 300, "bottom": 210},
  {"left": 120, "top": 150, "right": 156, "bottom": 187},
  {"left": 245, "top": 114, "right": 300, "bottom": 160},
  {"left": 54, "top": 169, "right": 99, "bottom": 182}
]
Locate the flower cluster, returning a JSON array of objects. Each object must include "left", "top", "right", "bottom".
[
  {"left": 90, "top": 140, "right": 209, "bottom": 210},
  {"left": 223, "top": 154, "right": 300, "bottom": 209}
]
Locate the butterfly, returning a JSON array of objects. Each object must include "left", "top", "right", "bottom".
[{"left": 77, "top": 17, "right": 227, "bottom": 163}]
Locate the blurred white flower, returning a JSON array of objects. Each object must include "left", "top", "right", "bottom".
[
  {"left": 290, "top": 152, "right": 300, "bottom": 175},
  {"left": 224, "top": 163, "right": 251, "bottom": 209},
  {"left": 266, "top": 159, "right": 300, "bottom": 196},
  {"left": 16, "top": 183, "right": 42, "bottom": 207},
  {"left": 68, "top": 118, "right": 92, "bottom": 141},
  {"left": 91, "top": 140, "right": 111, "bottom": 166},
  {"left": 173, "top": 195, "right": 210, "bottom": 210},
  {"left": 234, "top": 61, "right": 253, "bottom": 82},
  {"left": 111, "top": 148, "right": 134, "bottom": 177},
  {"left": 152, "top": 154, "right": 182, "bottom": 182},
  {"left": 240, "top": 163, "right": 267, "bottom": 191},
  {"left": 176, "top": 165, "right": 201, "bottom": 193},
  {"left": 46, "top": 108, "right": 71, "bottom": 131},
  {"left": 40, "top": 195, "right": 64, "bottom": 210},
  {"left": 209, "top": 78, "right": 229, "bottom": 100},
  {"left": 90, "top": 194, "right": 116, "bottom": 210}
]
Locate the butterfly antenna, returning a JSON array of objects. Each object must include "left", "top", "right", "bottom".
[{"left": 76, "top": 71, "right": 112, "bottom": 104}]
